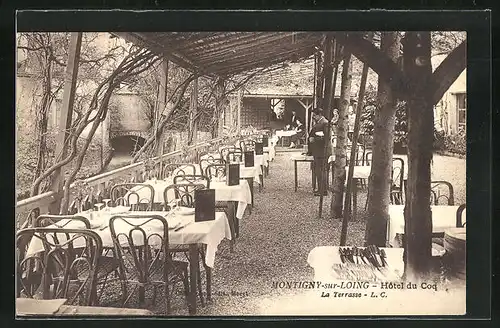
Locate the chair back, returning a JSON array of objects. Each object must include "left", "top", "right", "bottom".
[
  {"left": 205, "top": 164, "right": 227, "bottom": 180},
  {"left": 108, "top": 215, "right": 170, "bottom": 290},
  {"left": 34, "top": 215, "right": 91, "bottom": 229},
  {"left": 220, "top": 146, "right": 239, "bottom": 161},
  {"left": 239, "top": 140, "right": 256, "bottom": 152},
  {"left": 163, "top": 183, "right": 208, "bottom": 208},
  {"left": 430, "top": 180, "right": 455, "bottom": 205},
  {"left": 346, "top": 144, "right": 365, "bottom": 166},
  {"left": 456, "top": 204, "right": 466, "bottom": 227},
  {"left": 226, "top": 149, "right": 243, "bottom": 163},
  {"left": 364, "top": 151, "right": 373, "bottom": 166},
  {"left": 110, "top": 183, "right": 155, "bottom": 211},
  {"left": 161, "top": 163, "right": 197, "bottom": 179},
  {"left": 200, "top": 158, "right": 225, "bottom": 175},
  {"left": 16, "top": 228, "right": 102, "bottom": 305},
  {"left": 173, "top": 174, "right": 210, "bottom": 189},
  {"left": 391, "top": 158, "right": 405, "bottom": 190}
]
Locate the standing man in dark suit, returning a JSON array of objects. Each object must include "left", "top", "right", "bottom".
[{"left": 309, "top": 108, "right": 329, "bottom": 196}]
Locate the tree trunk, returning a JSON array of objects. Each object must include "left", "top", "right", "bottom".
[
  {"left": 330, "top": 52, "right": 352, "bottom": 219},
  {"left": 365, "top": 32, "right": 401, "bottom": 246},
  {"left": 318, "top": 36, "right": 334, "bottom": 217},
  {"left": 403, "top": 32, "right": 434, "bottom": 281}
]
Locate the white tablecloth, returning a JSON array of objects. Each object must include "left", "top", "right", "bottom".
[
  {"left": 290, "top": 154, "right": 335, "bottom": 163},
  {"left": 130, "top": 178, "right": 252, "bottom": 219},
  {"left": 345, "top": 165, "right": 408, "bottom": 180},
  {"left": 387, "top": 205, "right": 460, "bottom": 246},
  {"left": 201, "top": 153, "right": 265, "bottom": 176},
  {"left": 275, "top": 130, "right": 297, "bottom": 137},
  {"left": 25, "top": 211, "right": 231, "bottom": 268}
]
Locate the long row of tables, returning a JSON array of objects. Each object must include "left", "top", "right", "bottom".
[{"left": 19, "top": 137, "right": 276, "bottom": 316}]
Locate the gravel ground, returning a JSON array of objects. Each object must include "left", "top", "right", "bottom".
[{"left": 95, "top": 151, "right": 465, "bottom": 316}]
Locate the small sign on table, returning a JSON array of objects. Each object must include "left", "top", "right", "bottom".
[{"left": 194, "top": 189, "right": 215, "bottom": 222}]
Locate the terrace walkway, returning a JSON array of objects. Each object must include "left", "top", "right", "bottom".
[{"left": 98, "top": 150, "right": 465, "bottom": 315}]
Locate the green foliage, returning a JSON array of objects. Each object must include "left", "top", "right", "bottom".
[
  {"left": 359, "top": 86, "right": 408, "bottom": 151},
  {"left": 434, "top": 126, "right": 466, "bottom": 155}
]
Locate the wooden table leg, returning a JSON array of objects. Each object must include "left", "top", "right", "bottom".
[
  {"left": 232, "top": 201, "right": 239, "bottom": 239},
  {"left": 188, "top": 245, "right": 198, "bottom": 315}
]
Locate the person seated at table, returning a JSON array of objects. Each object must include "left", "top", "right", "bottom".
[
  {"left": 289, "top": 110, "right": 303, "bottom": 129},
  {"left": 289, "top": 119, "right": 305, "bottom": 148},
  {"left": 308, "top": 108, "right": 329, "bottom": 196}
]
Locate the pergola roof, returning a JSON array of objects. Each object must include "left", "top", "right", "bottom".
[{"left": 113, "top": 32, "right": 324, "bottom": 77}]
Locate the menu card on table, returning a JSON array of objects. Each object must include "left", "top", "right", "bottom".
[
  {"left": 255, "top": 142, "right": 264, "bottom": 155},
  {"left": 244, "top": 151, "right": 254, "bottom": 167},
  {"left": 226, "top": 163, "right": 240, "bottom": 186},
  {"left": 194, "top": 189, "right": 215, "bottom": 222}
]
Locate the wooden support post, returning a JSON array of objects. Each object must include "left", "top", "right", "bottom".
[
  {"left": 157, "top": 59, "right": 169, "bottom": 156},
  {"left": 188, "top": 77, "right": 198, "bottom": 145},
  {"left": 237, "top": 89, "right": 242, "bottom": 134},
  {"left": 215, "top": 78, "right": 225, "bottom": 138},
  {"left": 49, "top": 32, "right": 82, "bottom": 214},
  {"left": 403, "top": 32, "right": 434, "bottom": 281},
  {"left": 313, "top": 52, "right": 318, "bottom": 108},
  {"left": 341, "top": 34, "right": 372, "bottom": 246}
]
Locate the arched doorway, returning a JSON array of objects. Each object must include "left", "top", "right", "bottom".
[
  {"left": 105, "top": 135, "right": 146, "bottom": 171},
  {"left": 110, "top": 135, "right": 146, "bottom": 156}
]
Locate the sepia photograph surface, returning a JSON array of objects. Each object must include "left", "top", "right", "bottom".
[{"left": 15, "top": 18, "right": 472, "bottom": 317}]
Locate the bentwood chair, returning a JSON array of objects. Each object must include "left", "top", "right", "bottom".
[
  {"left": 220, "top": 146, "right": 240, "bottom": 162},
  {"left": 200, "top": 158, "right": 225, "bottom": 176},
  {"left": 456, "top": 204, "right": 466, "bottom": 227},
  {"left": 390, "top": 158, "right": 405, "bottom": 205},
  {"left": 226, "top": 150, "right": 243, "bottom": 163},
  {"left": 173, "top": 174, "right": 210, "bottom": 189},
  {"left": 239, "top": 140, "right": 256, "bottom": 152},
  {"left": 110, "top": 183, "right": 155, "bottom": 211},
  {"left": 109, "top": 214, "right": 190, "bottom": 314},
  {"left": 16, "top": 228, "right": 104, "bottom": 306},
  {"left": 430, "top": 181, "right": 455, "bottom": 205},
  {"left": 203, "top": 163, "right": 242, "bottom": 238},
  {"left": 162, "top": 183, "right": 214, "bottom": 306},
  {"left": 161, "top": 163, "right": 197, "bottom": 180}
]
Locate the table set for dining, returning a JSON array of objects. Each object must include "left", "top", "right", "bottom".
[{"left": 16, "top": 135, "right": 275, "bottom": 316}]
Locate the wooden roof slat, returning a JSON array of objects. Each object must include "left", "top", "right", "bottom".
[
  {"left": 189, "top": 33, "right": 290, "bottom": 61},
  {"left": 116, "top": 32, "right": 323, "bottom": 76},
  {"left": 194, "top": 33, "right": 304, "bottom": 66},
  {"left": 175, "top": 32, "right": 270, "bottom": 54},
  {"left": 215, "top": 45, "right": 317, "bottom": 76}
]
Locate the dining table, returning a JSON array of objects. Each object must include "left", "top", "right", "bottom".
[
  {"left": 129, "top": 177, "right": 252, "bottom": 220},
  {"left": 275, "top": 130, "right": 297, "bottom": 147},
  {"left": 343, "top": 164, "right": 408, "bottom": 221},
  {"left": 200, "top": 152, "right": 265, "bottom": 190},
  {"left": 290, "top": 154, "right": 335, "bottom": 192},
  {"left": 387, "top": 205, "right": 461, "bottom": 246},
  {"left": 24, "top": 209, "right": 232, "bottom": 315}
]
